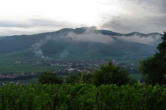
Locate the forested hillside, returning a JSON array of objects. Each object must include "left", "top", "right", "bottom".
[{"left": 0, "top": 27, "right": 162, "bottom": 74}]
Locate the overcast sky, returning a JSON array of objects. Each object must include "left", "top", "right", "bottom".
[{"left": 0, "top": 0, "right": 165, "bottom": 36}]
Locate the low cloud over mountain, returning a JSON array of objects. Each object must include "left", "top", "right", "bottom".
[{"left": 0, "top": 27, "right": 161, "bottom": 60}]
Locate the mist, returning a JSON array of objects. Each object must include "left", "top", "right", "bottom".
[
  {"left": 30, "top": 27, "right": 162, "bottom": 59},
  {"left": 117, "top": 34, "right": 161, "bottom": 45},
  {"left": 31, "top": 35, "right": 52, "bottom": 59},
  {"left": 66, "top": 27, "right": 114, "bottom": 44}
]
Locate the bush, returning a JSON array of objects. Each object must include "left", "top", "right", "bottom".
[
  {"left": 0, "top": 84, "right": 165, "bottom": 110},
  {"left": 93, "top": 62, "right": 130, "bottom": 86},
  {"left": 65, "top": 73, "right": 82, "bottom": 84},
  {"left": 38, "top": 72, "right": 63, "bottom": 84},
  {"left": 65, "top": 72, "right": 93, "bottom": 84}
]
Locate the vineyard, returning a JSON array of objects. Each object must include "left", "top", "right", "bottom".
[{"left": 0, "top": 84, "right": 165, "bottom": 110}]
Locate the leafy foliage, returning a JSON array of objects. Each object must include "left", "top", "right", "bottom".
[
  {"left": 93, "top": 62, "right": 130, "bottom": 86},
  {"left": 65, "top": 72, "right": 93, "bottom": 84},
  {"left": 140, "top": 33, "right": 166, "bottom": 85},
  {"left": 0, "top": 84, "right": 165, "bottom": 110},
  {"left": 38, "top": 72, "right": 63, "bottom": 84}
]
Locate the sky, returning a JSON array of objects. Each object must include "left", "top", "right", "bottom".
[{"left": 0, "top": 0, "right": 165, "bottom": 36}]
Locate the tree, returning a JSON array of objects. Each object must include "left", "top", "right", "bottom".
[
  {"left": 65, "top": 72, "right": 93, "bottom": 84},
  {"left": 38, "top": 72, "right": 63, "bottom": 84},
  {"left": 65, "top": 73, "right": 81, "bottom": 84},
  {"left": 80, "top": 73, "right": 93, "bottom": 84},
  {"left": 93, "top": 62, "right": 129, "bottom": 86},
  {"left": 140, "top": 32, "right": 166, "bottom": 85}
]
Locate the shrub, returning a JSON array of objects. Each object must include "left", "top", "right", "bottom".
[
  {"left": 93, "top": 62, "right": 130, "bottom": 86},
  {"left": 38, "top": 72, "right": 63, "bottom": 84},
  {"left": 0, "top": 84, "right": 165, "bottom": 110}
]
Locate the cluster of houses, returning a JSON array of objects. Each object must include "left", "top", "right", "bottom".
[{"left": 0, "top": 59, "right": 137, "bottom": 84}]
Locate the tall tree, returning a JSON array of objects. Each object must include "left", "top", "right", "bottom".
[{"left": 140, "top": 32, "right": 166, "bottom": 85}]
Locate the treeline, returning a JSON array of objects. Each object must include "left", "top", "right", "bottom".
[
  {"left": 0, "top": 84, "right": 165, "bottom": 110},
  {"left": 37, "top": 62, "right": 131, "bottom": 86}
]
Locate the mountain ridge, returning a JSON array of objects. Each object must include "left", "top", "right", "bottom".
[
  {"left": 0, "top": 27, "right": 163, "bottom": 74},
  {"left": 0, "top": 27, "right": 162, "bottom": 57},
  {"left": 0, "top": 27, "right": 162, "bottom": 38}
]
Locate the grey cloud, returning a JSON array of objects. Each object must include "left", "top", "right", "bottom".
[
  {"left": 0, "top": 21, "right": 28, "bottom": 28},
  {"left": 30, "top": 19, "right": 72, "bottom": 27},
  {"left": 66, "top": 27, "right": 114, "bottom": 43},
  {"left": 116, "top": 34, "right": 161, "bottom": 45},
  {"left": 0, "top": 19, "right": 72, "bottom": 28},
  {"left": 102, "top": 15, "right": 166, "bottom": 33},
  {"left": 0, "top": 19, "right": 74, "bottom": 36},
  {"left": 136, "top": 0, "right": 166, "bottom": 13},
  {"left": 102, "top": 0, "right": 166, "bottom": 33},
  {"left": 66, "top": 27, "right": 160, "bottom": 45}
]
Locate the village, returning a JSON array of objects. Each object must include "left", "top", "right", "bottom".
[{"left": 0, "top": 59, "right": 136, "bottom": 82}]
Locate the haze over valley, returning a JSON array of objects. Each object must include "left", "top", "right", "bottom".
[
  {"left": 0, "top": 0, "right": 165, "bottom": 82},
  {"left": 0, "top": 27, "right": 162, "bottom": 80}
]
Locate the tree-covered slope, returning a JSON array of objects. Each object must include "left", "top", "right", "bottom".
[
  {"left": 0, "top": 27, "right": 162, "bottom": 60},
  {"left": 0, "top": 27, "right": 162, "bottom": 74}
]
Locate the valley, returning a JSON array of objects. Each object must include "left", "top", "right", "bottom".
[{"left": 0, "top": 27, "right": 162, "bottom": 82}]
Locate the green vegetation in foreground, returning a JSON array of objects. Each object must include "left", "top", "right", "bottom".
[{"left": 0, "top": 84, "right": 165, "bottom": 110}]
